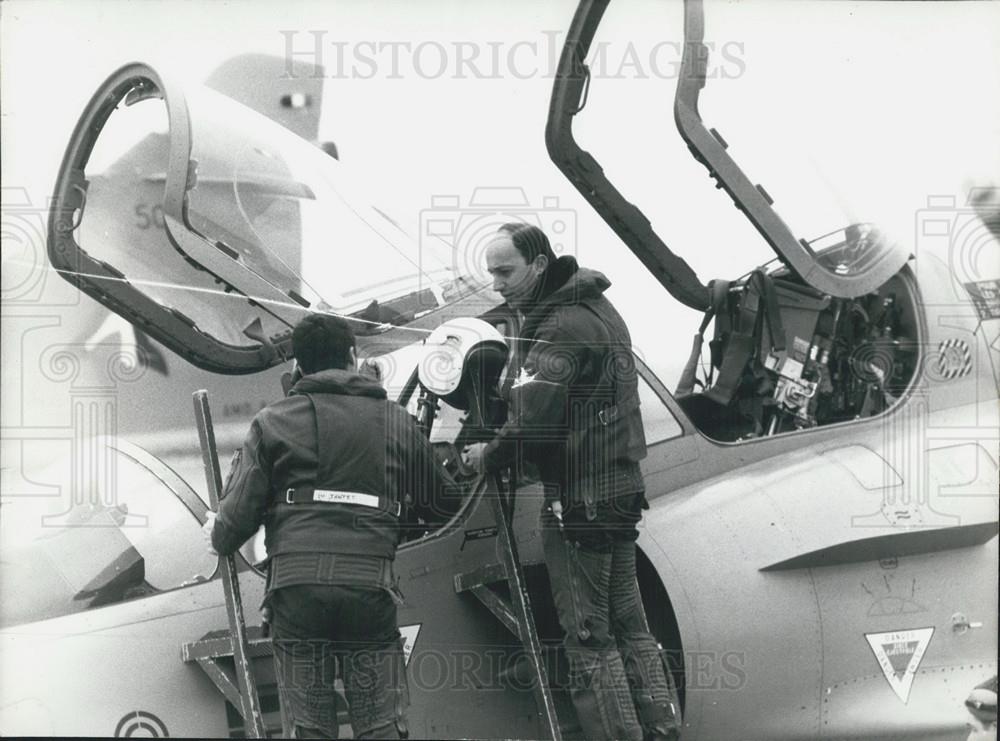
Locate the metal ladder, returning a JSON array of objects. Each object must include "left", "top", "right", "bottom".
[
  {"left": 184, "top": 389, "right": 562, "bottom": 739},
  {"left": 453, "top": 474, "right": 563, "bottom": 741},
  {"left": 180, "top": 626, "right": 282, "bottom": 736},
  {"left": 183, "top": 390, "right": 269, "bottom": 737}
]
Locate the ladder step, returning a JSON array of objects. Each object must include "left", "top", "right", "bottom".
[
  {"left": 469, "top": 585, "right": 521, "bottom": 639},
  {"left": 181, "top": 626, "right": 272, "bottom": 663},
  {"left": 453, "top": 561, "right": 508, "bottom": 593}
]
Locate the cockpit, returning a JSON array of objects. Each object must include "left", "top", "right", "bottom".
[
  {"left": 544, "top": 0, "right": 921, "bottom": 443},
  {"left": 673, "top": 239, "right": 921, "bottom": 441}
]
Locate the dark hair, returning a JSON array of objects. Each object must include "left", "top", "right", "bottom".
[
  {"left": 292, "top": 313, "right": 356, "bottom": 374},
  {"left": 498, "top": 223, "right": 556, "bottom": 265}
]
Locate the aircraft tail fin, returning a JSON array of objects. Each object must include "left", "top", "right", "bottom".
[{"left": 205, "top": 53, "right": 325, "bottom": 144}]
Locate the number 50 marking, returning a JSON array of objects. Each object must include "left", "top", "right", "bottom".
[{"left": 134, "top": 203, "right": 165, "bottom": 230}]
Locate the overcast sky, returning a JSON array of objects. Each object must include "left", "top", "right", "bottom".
[{"left": 3, "top": 0, "right": 999, "bottom": 382}]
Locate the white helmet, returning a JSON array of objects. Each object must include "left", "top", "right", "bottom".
[{"left": 418, "top": 318, "right": 508, "bottom": 404}]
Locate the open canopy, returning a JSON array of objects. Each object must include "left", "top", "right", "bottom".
[
  {"left": 48, "top": 63, "right": 492, "bottom": 375},
  {"left": 545, "top": 0, "right": 911, "bottom": 304}
]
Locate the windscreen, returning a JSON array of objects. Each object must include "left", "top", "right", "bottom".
[
  {"left": 79, "top": 93, "right": 275, "bottom": 349},
  {"left": 181, "top": 86, "right": 469, "bottom": 321}
]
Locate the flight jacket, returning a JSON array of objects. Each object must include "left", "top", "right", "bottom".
[
  {"left": 483, "top": 257, "right": 647, "bottom": 517},
  {"left": 212, "top": 369, "right": 462, "bottom": 567}
]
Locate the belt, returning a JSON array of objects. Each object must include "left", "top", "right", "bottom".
[
  {"left": 283, "top": 487, "right": 401, "bottom": 517},
  {"left": 266, "top": 553, "right": 396, "bottom": 593}
]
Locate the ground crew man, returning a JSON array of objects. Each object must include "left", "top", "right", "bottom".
[
  {"left": 203, "top": 313, "right": 462, "bottom": 739},
  {"left": 464, "top": 223, "right": 682, "bottom": 741}
]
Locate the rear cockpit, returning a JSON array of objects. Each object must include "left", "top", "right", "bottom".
[
  {"left": 544, "top": 0, "right": 922, "bottom": 443},
  {"left": 675, "top": 231, "right": 920, "bottom": 441}
]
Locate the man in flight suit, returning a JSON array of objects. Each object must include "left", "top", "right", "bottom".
[
  {"left": 465, "top": 224, "right": 682, "bottom": 741},
  {"left": 203, "top": 313, "right": 462, "bottom": 739}
]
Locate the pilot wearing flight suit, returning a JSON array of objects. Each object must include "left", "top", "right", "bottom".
[
  {"left": 203, "top": 313, "right": 461, "bottom": 739},
  {"left": 465, "top": 223, "right": 682, "bottom": 741}
]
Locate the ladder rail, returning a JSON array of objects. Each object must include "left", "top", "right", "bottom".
[
  {"left": 488, "top": 473, "right": 563, "bottom": 741},
  {"left": 193, "top": 390, "right": 268, "bottom": 738}
]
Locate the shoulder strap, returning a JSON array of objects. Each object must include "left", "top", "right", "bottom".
[
  {"left": 704, "top": 269, "right": 783, "bottom": 405},
  {"left": 676, "top": 279, "right": 730, "bottom": 397},
  {"left": 752, "top": 270, "right": 785, "bottom": 353}
]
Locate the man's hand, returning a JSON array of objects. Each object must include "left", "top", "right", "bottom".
[
  {"left": 280, "top": 362, "right": 303, "bottom": 396},
  {"left": 202, "top": 511, "right": 219, "bottom": 556},
  {"left": 359, "top": 358, "right": 383, "bottom": 386},
  {"left": 462, "top": 443, "right": 488, "bottom": 475},
  {"left": 550, "top": 499, "right": 564, "bottom": 523}
]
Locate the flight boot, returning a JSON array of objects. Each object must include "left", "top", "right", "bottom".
[
  {"left": 618, "top": 632, "right": 682, "bottom": 741},
  {"left": 567, "top": 647, "right": 643, "bottom": 741}
]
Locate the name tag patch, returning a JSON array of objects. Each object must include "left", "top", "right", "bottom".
[{"left": 313, "top": 490, "right": 380, "bottom": 509}]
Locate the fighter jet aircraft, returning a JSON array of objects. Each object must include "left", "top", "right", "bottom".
[{"left": 2, "top": 0, "right": 997, "bottom": 738}]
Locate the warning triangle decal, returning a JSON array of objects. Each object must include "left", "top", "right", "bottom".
[
  {"left": 399, "top": 623, "right": 422, "bottom": 666},
  {"left": 864, "top": 627, "right": 934, "bottom": 703}
]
